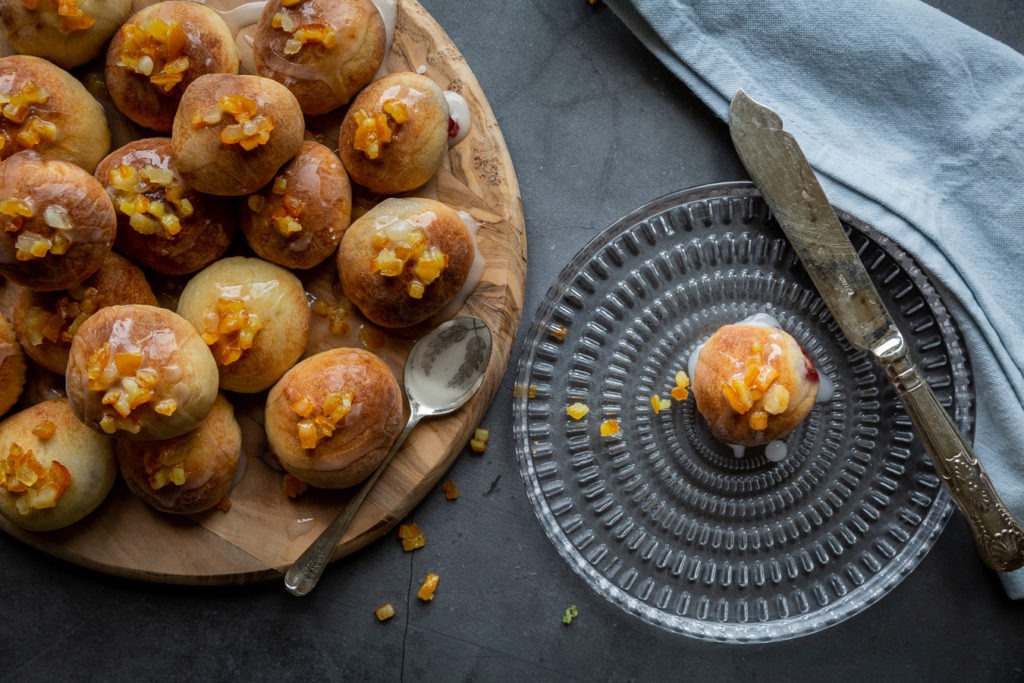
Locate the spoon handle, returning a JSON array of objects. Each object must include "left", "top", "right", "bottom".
[{"left": 284, "top": 411, "right": 422, "bottom": 596}]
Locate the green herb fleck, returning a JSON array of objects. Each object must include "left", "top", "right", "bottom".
[{"left": 562, "top": 605, "right": 579, "bottom": 625}]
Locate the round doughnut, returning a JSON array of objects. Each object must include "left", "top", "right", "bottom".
[
  {"left": 336, "top": 197, "right": 474, "bottom": 329},
  {"left": 337, "top": 71, "right": 450, "bottom": 195},
  {"left": 1, "top": 0, "right": 131, "bottom": 70},
  {"left": 0, "top": 398, "right": 116, "bottom": 532},
  {"left": 95, "top": 137, "right": 236, "bottom": 275},
  {"left": 252, "top": 0, "right": 386, "bottom": 116},
  {"left": 176, "top": 256, "right": 312, "bottom": 393},
  {"left": 10, "top": 251, "right": 157, "bottom": 375},
  {"left": 265, "top": 347, "right": 403, "bottom": 489},
  {"left": 116, "top": 393, "right": 241, "bottom": 515},
  {"left": 105, "top": 1, "right": 240, "bottom": 133},
  {"left": 0, "top": 54, "right": 110, "bottom": 172},
  {"left": 65, "top": 304, "right": 219, "bottom": 441},
  {"left": 0, "top": 151, "right": 116, "bottom": 291},
  {"left": 240, "top": 140, "right": 352, "bottom": 270},
  {"left": 691, "top": 319, "right": 820, "bottom": 447},
  {"left": 0, "top": 311, "right": 27, "bottom": 417},
  {"left": 170, "top": 73, "right": 305, "bottom": 197}
]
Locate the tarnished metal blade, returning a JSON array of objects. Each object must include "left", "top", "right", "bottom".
[{"left": 727, "top": 89, "right": 899, "bottom": 353}]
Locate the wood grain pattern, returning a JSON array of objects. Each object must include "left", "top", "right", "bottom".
[{"left": 0, "top": 0, "right": 526, "bottom": 584}]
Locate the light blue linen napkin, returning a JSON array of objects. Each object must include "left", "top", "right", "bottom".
[{"left": 602, "top": 0, "right": 1024, "bottom": 597}]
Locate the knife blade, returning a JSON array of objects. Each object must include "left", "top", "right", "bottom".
[{"left": 728, "top": 89, "right": 1024, "bottom": 572}]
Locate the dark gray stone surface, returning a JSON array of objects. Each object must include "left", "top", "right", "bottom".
[{"left": 3, "top": 1, "right": 1023, "bottom": 680}]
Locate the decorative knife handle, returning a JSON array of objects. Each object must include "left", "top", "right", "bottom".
[{"left": 879, "top": 344, "right": 1024, "bottom": 572}]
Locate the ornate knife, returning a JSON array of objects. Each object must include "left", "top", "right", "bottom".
[{"left": 728, "top": 89, "right": 1024, "bottom": 572}]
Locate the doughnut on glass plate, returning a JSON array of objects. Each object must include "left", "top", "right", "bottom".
[{"left": 512, "top": 182, "right": 974, "bottom": 642}]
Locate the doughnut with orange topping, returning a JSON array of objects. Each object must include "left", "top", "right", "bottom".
[
  {"left": 170, "top": 73, "right": 305, "bottom": 196},
  {"left": 95, "top": 137, "right": 236, "bottom": 275},
  {"left": 691, "top": 320, "right": 820, "bottom": 447},
  {"left": 337, "top": 71, "right": 450, "bottom": 195},
  {"left": 0, "top": 151, "right": 116, "bottom": 291},
  {"left": 336, "top": 197, "right": 474, "bottom": 329},
  {"left": 0, "top": 54, "right": 110, "bottom": 172},
  {"left": 10, "top": 251, "right": 157, "bottom": 376},
  {"left": 105, "top": 1, "right": 240, "bottom": 133},
  {"left": 0, "top": 398, "right": 116, "bottom": 532},
  {"left": 240, "top": 140, "right": 352, "bottom": 270},
  {"left": 265, "top": 347, "right": 403, "bottom": 489},
  {"left": 252, "top": 0, "right": 387, "bottom": 116},
  {"left": 116, "top": 393, "right": 242, "bottom": 515},
  {"left": 65, "top": 304, "right": 219, "bottom": 441},
  {"left": 176, "top": 256, "right": 311, "bottom": 394},
  {"left": 0, "top": 0, "right": 131, "bottom": 69}
]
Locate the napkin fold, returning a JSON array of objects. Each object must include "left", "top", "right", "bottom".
[{"left": 602, "top": 0, "right": 1024, "bottom": 597}]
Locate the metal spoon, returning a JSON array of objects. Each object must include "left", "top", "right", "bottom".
[{"left": 283, "top": 316, "right": 493, "bottom": 596}]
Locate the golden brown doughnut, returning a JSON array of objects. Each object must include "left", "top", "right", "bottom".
[
  {"left": 0, "top": 397, "right": 116, "bottom": 532},
  {"left": 170, "top": 73, "right": 305, "bottom": 197},
  {"left": 0, "top": 0, "right": 131, "bottom": 69},
  {"left": 116, "top": 393, "right": 241, "bottom": 515},
  {"left": 176, "top": 256, "right": 311, "bottom": 394},
  {"left": 265, "top": 347, "right": 403, "bottom": 489},
  {"left": 0, "top": 151, "right": 116, "bottom": 291},
  {"left": 65, "top": 304, "right": 219, "bottom": 441},
  {"left": 11, "top": 251, "right": 157, "bottom": 375},
  {"left": 337, "top": 71, "right": 450, "bottom": 195},
  {"left": 0, "top": 310, "right": 26, "bottom": 417},
  {"left": 691, "top": 320, "right": 820, "bottom": 447},
  {"left": 337, "top": 197, "right": 474, "bottom": 329},
  {"left": 95, "top": 137, "right": 236, "bottom": 275},
  {"left": 240, "top": 140, "right": 352, "bottom": 270},
  {"left": 104, "top": 1, "right": 240, "bottom": 133},
  {"left": 252, "top": 0, "right": 386, "bottom": 116},
  {"left": 0, "top": 54, "right": 110, "bottom": 172}
]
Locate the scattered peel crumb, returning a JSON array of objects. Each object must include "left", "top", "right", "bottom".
[
  {"left": 470, "top": 426, "right": 489, "bottom": 453},
  {"left": 417, "top": 572, "right": 439, "bottom": 601},
  {"left": 375, "top": 603, "right": 396, "bottom": 622},
  {"left": 566, "top": 402, "right": 589, "bottom": 420},
  {"left": 562, "top": 605, "right": 579, "bottom": 624},
  {"left": 441, "top": 480, "right": 458, "bottom": 500},
  {"left": 398, "top": 522, "right": 425, "bottom": 551},
  {"left": 599, "top": 419, "right": 619, "bottom": 437}
]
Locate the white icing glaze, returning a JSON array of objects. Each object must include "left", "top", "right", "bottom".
[{"left": 445, "top": 90, "right": 472, "bottom": 146}]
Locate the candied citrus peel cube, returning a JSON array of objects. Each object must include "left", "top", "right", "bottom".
[
  {"left": 382, "top": 98, "right": 408, "bottom": 124},
  {"left": 600, "top": 419, "right": 620, "bottom": 437},
  {"left": 566, "top": 402, "right": 589, "bottom": 420},
  {"left": 441, "top": 480, "right": 459, "bottom": 500},
  {"left": 31, "top": 421, "right": 56, "bottom": 440},
  {"left": 106, "top": 163, "right": 191, "bottom": 239},
  {"left": 671, "top": 370, "right": 690, "bottom": 401},
  {"left": 375, "top": 603, "right": 396, "bottom": 622},
  {"left": 650, "top": 394, "right": 671, "bottom": 414},
  {"left": 398, "top": 522, "right": 425, "bottom": 551},
  {"left": 201, "top": 296, "right": 264, "bottom": 366},
  {"left": 417, "top": 572, "right": 439, "bottom": 601},
  {"left": 292, "top": 390, "right": 355, "bottom": 450},
  {"left": 469, "top": 427, "right": 489, "bottom": 453}
]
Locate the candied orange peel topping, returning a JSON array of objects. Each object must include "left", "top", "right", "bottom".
[
  {"left": 291, "top": 390, "right": 354, "bottom": 450},
  {"left": 600, "top": 418, "right": 620, "bottom": 437},
  {"left": 271, "top": 2, "right": 338, "bottom": 56},
  {"left": 310, "top": 296, "right": 353, "bottom": 337},
  {"left": 24, "top": 285, "right": 100, "bottom": 347},
  {"left": 441, "top": 480, "right": 459, "bottom": 500},
  {"left": 375, "top": 602, "right": 396, "bottom": 622},
  {"left": 721, "top": 340, "right": 790, "bottom": 431},
  {"left": 0, "top": 80, "right": 57, "bottom": 155},
  {"left": 19, "top": 0, "right": 94, "bottom": 33},
  {"left": 192, "top": 95, "right": 274, "bottom": 151},
  {"left": 352, "top": 99, "right": 408, "bottom": 160},
  {"left": 142, "top": 443, "right": 188, "bottom": 490},
  {"left": 87, "top": 342, "right": 175, "bottom": 435},
  {"left": 469, "top": 427, "right": 489, "bottom": 453},
  {"left": 117, "top": 17, "right": 190, "bottom": 92},
  {"left": 370, "top": 219, "right": 449, "bottom": 299},
  {"left": 200, "top": 297, "right": 264, "bottom": 366},
  {"left": 0, "top": 442, "right": 71, "bottom": 515},
  {"left": 566, "top": 402, "right": 589, "bottom": 420},
  {"left": 249, "top": 175, "right": 306, "bottom": 238},
  {"left": 106, "top": 164, "right": 193, "bottom": 238}
]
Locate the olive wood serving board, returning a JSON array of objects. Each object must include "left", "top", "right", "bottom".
[{"left": 0, "top": 0, "right": 526, "bottom": 584}]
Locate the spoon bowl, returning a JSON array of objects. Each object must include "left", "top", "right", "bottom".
[{"left": 283, "top": 316, "right": 493, "bottom": 596}]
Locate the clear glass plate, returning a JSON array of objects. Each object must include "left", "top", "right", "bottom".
[{"left": 513, "top": 182, "right": 973, "bottom": 642}]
